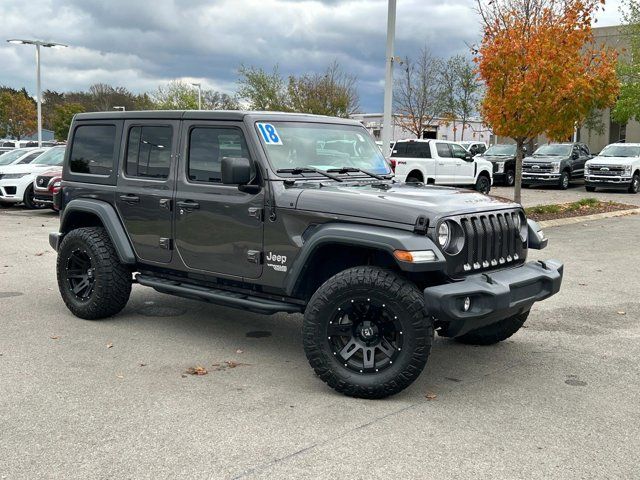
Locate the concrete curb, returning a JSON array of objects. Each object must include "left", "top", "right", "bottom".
[{"left": 538, "top": 207, "right": 640, "bottom": 228}]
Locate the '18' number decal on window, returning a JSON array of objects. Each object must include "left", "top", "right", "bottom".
[{"left": 257, "top": 123, "right": 282, "bottom": 145}]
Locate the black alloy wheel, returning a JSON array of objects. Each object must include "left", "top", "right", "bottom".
[
  {"left": 327, "top": 297, "right": 403, "bottom": 374},
  {"left": 64, "top": 249, "right": 96, "bottom": 300}
]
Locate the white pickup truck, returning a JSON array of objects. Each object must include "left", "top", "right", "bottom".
[{"left": 391, "top": 139, "right": 494, "bottom": 194}]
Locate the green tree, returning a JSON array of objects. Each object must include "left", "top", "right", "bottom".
[
  {"left": 151, "top": 80, "right": 239, "bottom": 110},
  {"left": 612, "top": 0, "right": 640, "bottom": 124},
  {"left": 287, "top": 61, "right": 359, "bottom": 117},
  {"left": 52, "top": 103, "right": 85, "bottom": 141},
  {"left": 0, "top": 91, "right": 37, "bottom": 140},
  {"left": 440, "top": 55, "right": 481, "bottom": 140},
  {"left": 237, "top": 65, "right": 290, "bottom": 111}
]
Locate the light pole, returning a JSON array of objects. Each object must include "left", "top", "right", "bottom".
[
  {"left": 191, "top": 83, "right": 202, "bottom": 110},
  {"left": 7, "top": 39, "right": 68, "bottom": 147},
  {"left": 381, "top": 0, "right": 397, "bottom": 158}
]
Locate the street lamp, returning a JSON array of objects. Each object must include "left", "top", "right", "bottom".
[
  {"left": 381, "top": 0, "right": 396, "bottom": 158},
  {"left": 7, "top": 38, "right": 68, "bottom": 147},
  {"left": 191, "top": 83, "right": 202, "bottom": 110}
]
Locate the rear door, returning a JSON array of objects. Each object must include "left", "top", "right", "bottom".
[
  {"left": 434, "top": 142, "right": 457, "bottom": 184},
  {"left": 116, "top": 120, "right": 178, "bottom": 264},
  {"left": 174, "top": 121, "right": 264, "bottom": 279}
]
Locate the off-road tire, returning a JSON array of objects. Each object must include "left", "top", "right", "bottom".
[
  {"left": 455, "top": 310, "right": 530, "bottom": 346},
  {"left": 629, "top": 173, "right": 640, "bottom": 194},
  {"left": 57, "top": 227, "right": 132, "bottom": 320},
  {"left": 475, "top": 174, "right": 491, "bottom": 194},
  {"left": 585, "top": 186, "right": 596, "bottom": 192},
  {"left": 406, "top": 176, "right": 422, "bottom": 184},
  {"left": 0, "top": 201, "right": 12, "bottom": 208},
  {"left": 559, "top": 171, "right": 570, "bottom": 190},
  {"left": 303, "top": 266, "right": 433, "bottom": 399},
  {"left": 504, "top": 170, "right": 515, "bottom": 187}
]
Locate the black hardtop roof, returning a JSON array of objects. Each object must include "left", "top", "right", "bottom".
[{"left": 73, "top": 110, "right": 362, "bottom": 126}]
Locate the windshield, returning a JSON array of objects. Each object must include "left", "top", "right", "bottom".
[
  {"left": 534, "top": 144, "right": 571, "bottom": 156},
  {"left": 0, "top": 148, "right": 32, "bottom": 165},
  {"left": 599, "top": 145, "right": 640, "bottom": 157},
  {"left": 485, "top": 144, "right": 516, "bottom": 156},
  {"left": 32, "top": 147, "right": 65, "bottom": 165},
  {"left": 257, "top": 122, "right": 390, "bottom": 175}
]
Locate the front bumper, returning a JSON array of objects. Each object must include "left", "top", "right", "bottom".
[
  {"left": 522, "top": 173, "right": 560, "bottom": 184},
  {"left": 424, "top": 259, "right": 563, "bottom": 337},
  {"left": 585, "top": 176, "right": 632, "bottom": 189}
]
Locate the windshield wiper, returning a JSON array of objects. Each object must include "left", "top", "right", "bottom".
[
  {"left": 326, "top": 167, "right": 389, "bottom": 180},
  {"left": 276, "top": 167, "right": 343, "bottom": 182}
]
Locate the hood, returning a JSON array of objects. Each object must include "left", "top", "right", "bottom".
[
  {"left": 0, "top": 163, "right": 56, "bottom": 175},
  {"left": 523, "top": 155, "right": 568, "bottom": 164},
  {"left": 292, "top": 181, "right": 519, "bottom": 225},
  {"left": 587, "top": 156, "right": 637, "bottom": 166}
]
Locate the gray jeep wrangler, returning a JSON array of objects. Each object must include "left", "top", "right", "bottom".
[{"left": 50, "top": 111, "right": 563, "bottom": 398}]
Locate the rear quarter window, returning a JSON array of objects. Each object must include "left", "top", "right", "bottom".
[
  {"left": 69, "top": 125, "right": 117, "bottom": 176},
  {"left": 392, "top": 142, "right": 431, "bottom": 158}
]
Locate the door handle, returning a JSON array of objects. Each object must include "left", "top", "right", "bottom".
[
  {"left": 176, "top": 200, "right": 200, "bottom": 210},
  {"left": 438, "top": 162, "right": 445, "bottom": 166},
  {"left": 119, "top": 194, "right": 140, "bottom": 204}
]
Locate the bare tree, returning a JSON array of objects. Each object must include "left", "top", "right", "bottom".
[
  {"left": 393, "top": 48, "right": 443, "bottom": 138},
  {"left": 440, "top": 55, "right": 481, "bottom": 140}
]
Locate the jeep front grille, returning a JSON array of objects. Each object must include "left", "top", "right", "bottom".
[{"left": 458, "top": 210, "right": 523, "bottom": 274}]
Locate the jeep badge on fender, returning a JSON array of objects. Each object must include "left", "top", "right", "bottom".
[{"left": 49, "top": 110, "right": 563, "bottom": 399}]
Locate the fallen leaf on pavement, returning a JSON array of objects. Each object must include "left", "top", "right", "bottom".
[
  {"left": 186, "top": 366, "right": 208, "bottom": 376},
  {"left": 617, "top": 311, "right": 626, "bottom": 315},
  {"left": 50, "top": 335, "right": 60, "bottom": 340},
  {"left": 139, "top": 363, "right": 148, "bottom": 367},
  {"left": 106, "top": 343, "right": 113, "bottom": 349},
  {"left": 34, "top": 252, "right": 46, "bottom": 256},
  {"left": 236, "top": 349, "right": 243, "bottom": 354},
  {"left": 425, "top": 393, "right": 437, "bottom": 401},
  {"left": 116, "top": 374, "right": 124, "bottom": 379}
]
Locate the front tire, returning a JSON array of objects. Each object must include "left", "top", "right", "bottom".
[
  {"left": 475, "top": 175, "right": 491, "bottom": 194},
  {"left": 629, "top": 173, "right": 640, "bottom": 194},
  {"left": 22, "top": 185, "right": 41, "bottom": 209},
  {"left": 57, "top": 227, "right": 132, "bottom": 320},
  {"left": 504, "top": 170, "right": 515, "bottom": 186},
  {"left": 303, "top": 266, "right": 433, "bottom": 399},
  {"left": 0, "top": 201, "right": 12, "bottom": 208},
  {"left": 585, "top": 186, "right": 596, "bottom": 192},
  {"left": 455, "top": 310, "right": 530, "bottom": 346},
  {"left": 559, "top": 171, "right": 570, "bottom": 190}
]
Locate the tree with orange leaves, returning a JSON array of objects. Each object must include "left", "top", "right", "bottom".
[{"left": 475, "top": 0, "right": 619, "bottom": 203}]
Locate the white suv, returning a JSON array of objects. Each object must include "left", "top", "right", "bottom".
[
  {"left": 391, "top": 139, "right": 494, "bottom": 194},
  {"left": 0, "top": 146, "right": 64, "bottom": 209},
  {"left": 585, "top": 143, "right": 640, "bottom": 194}
]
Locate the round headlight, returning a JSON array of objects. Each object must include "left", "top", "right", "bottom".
[{"left": 437, "top": 222, "right": 451, "bottom": 248}]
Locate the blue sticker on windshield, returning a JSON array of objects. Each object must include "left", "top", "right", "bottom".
[{"left": 257, "top": 123, "right": 283, "bottom": 145}]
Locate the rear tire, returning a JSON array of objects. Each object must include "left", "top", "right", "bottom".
[
  {"left": 475, "top": 174, "right": 491, "bottom": 194},
  {"left": 629, "top": 173, "right": 639, "bottom": 194},
  {"left": 303, "top": 266, "right": 433, "bottom": 399},
  {"left": 406, "top": 176, "right": 422, "bottom": 184},
  {"left": 585, "top": 186, "right": 596, "bottom": 192},
  {"left": 455, "top": 310, "right": 530, "bottom": 346},
  {"left": 57, "top": 227, "right": 132, "bottom": 320}
]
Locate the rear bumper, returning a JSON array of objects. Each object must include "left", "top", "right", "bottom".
[{"left": 424, "top": 259, "right": 563, "bottom": 337}]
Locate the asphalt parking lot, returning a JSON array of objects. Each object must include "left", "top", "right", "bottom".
[
  {"left": 492, "top": 183, "right": 640, "bottom": 207},
  {"left": 1, "top": 207, "right": 639, "bottom": 480}
]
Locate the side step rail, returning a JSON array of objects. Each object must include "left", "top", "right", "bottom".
[{"left": 136, "top": 274, "right": 303, "bottom": 315}]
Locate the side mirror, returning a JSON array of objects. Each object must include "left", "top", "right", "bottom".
[
  {"left": 464, "top": 152, "right": 473, "bottom": 161},
  {"left": 221, "top": 157, "right": 252, "bottom": 185},
  {"left": 572, "top": 152, "right": 579, "bottom": 160}
]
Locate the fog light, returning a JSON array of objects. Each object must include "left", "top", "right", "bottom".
[{"left": 463, "top": 296, "right": 471, "bottom": 312}]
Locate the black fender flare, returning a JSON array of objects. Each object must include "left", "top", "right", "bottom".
[
  {"left": 58, "top": 198, "right": 136, "bottom": 264},
  {"left": 285, "top": 223, "right": 446, "bottom": 296}
]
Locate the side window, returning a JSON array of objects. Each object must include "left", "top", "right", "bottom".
[
  {"left": 436, "top": 143, "right": 452, "bottom": 158},
  {"left": 69, "top": 125, "right": 117, "bottom": 175},
  {"left": 477, "top": 144, "right": 487, "bottom": 154},
  {"left": 188, "top": 127, "right": 250, "bottom": 183},
  {"left": 580, "top": 145, "right": 590, "bottom": 156},
  {"left": 126, "top": 125, "right": 173, "bottom": 179},
  {"left": 450, "top": 144, "right": 468, "bottom": 159},
  {"left": 18, "top": 152, "right": 42, "bottom": 164}
]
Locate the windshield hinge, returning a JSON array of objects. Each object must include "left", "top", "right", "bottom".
[{"left": 414, "top": 215, "right": 429, "bottom": 235}]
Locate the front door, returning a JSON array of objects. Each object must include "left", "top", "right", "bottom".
[
  {"left": 116, "top": 120, "right": 178, "bottom": 264},
  {"left": 434, "top": 143, "right": 458, "bottom": 184},
  {"left": 174, "top": 121, "right": 264, "bottom": 279},
  {"left": 451, "top": 143, "right": 474, "bottom": 184}
]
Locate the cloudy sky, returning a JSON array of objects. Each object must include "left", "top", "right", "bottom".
[{"left": 0, "top": 0, "right": 625, "bottom": 112}]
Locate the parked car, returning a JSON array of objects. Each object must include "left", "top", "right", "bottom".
[
  {"left": 391, "top": 139, "right": 493, "bottom": 194},
  {"left": 33, "top": 167, "right": 63, "bottom": 209},
  {"left": 0, "top": 147, "right": 48, "bottom": 167},
  {"left": 48, "top": 110, "right": 562, "bottom": 399},
  {"left": 476, "top": 144, "right": 518, "bottom": 186},
  {"left": 584, "top": 143, "right": 640, "bottom": 194},
  {"left": 522, "top": 142, "right": 591, "bottom": 190},
  {"left": 459, "top": 141, "right": 487, "bottom": 157},
  {"left": 0, "top": 146, "right": 64, "bottom": 209}
]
